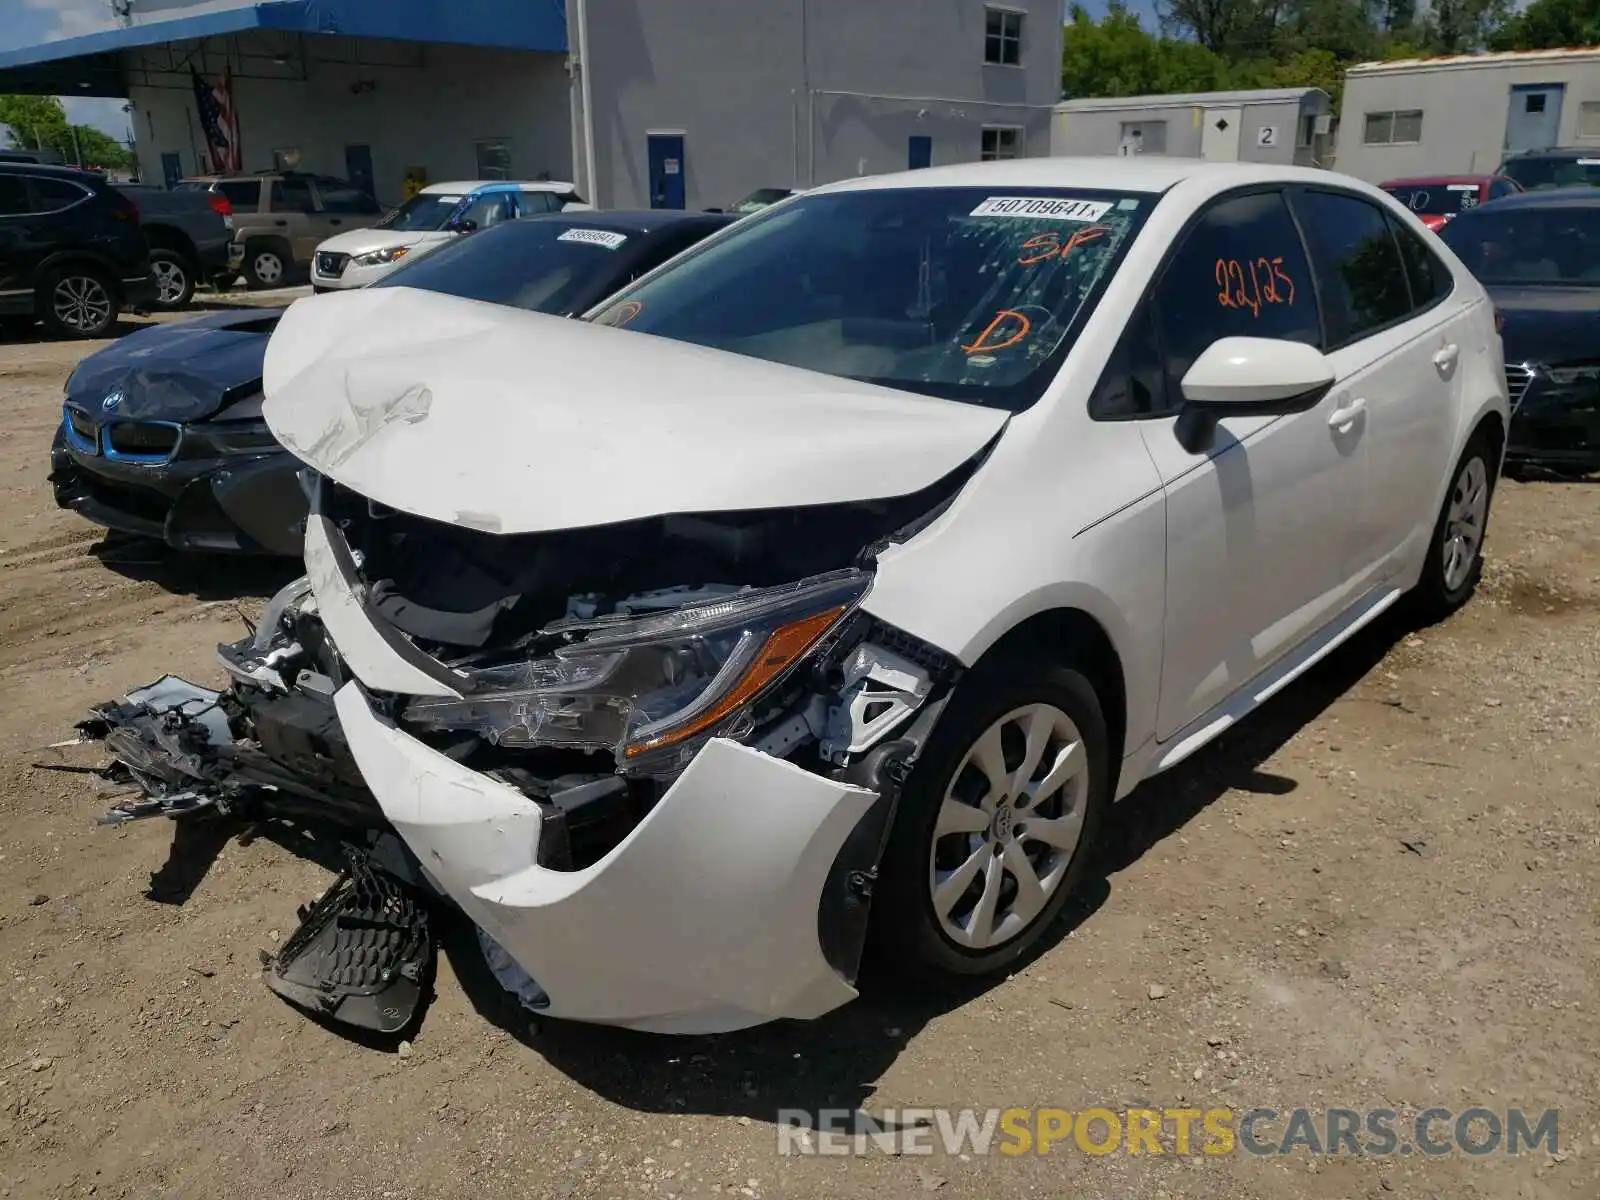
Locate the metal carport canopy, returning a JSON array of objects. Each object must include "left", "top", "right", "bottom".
[{"left": 0, "top": 0, "right": 569, "bottom": 97}]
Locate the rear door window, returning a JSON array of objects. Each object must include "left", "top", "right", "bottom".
[
  {"left": 1292, "top": 189, "right": 1413, "bottom": 345},
  {"left": 1147, "top": 189, "right": 1321, "bottom": 401},
  {"left": 26, "top": 177, "right": 90, "bottom": 213},
  {"left": 313, "top": 176, "right": 380, "bottom": 214},
  {"left": 217, "top": 179, "right": 262, "bottom": 212},
  {"left": 0, "top": 173, "right": 31, "bottom": 216},
  {"left": 270, "top": 176, "right": 315, "bottom": 212}
]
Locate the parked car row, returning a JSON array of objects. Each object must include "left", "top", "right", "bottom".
[{"left": 54, "top": 158, "right": 1519, "bottom": 1040}]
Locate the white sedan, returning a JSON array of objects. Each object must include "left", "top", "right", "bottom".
[{"left": 262, "top": 158, "right": 1508, "bottom": 1033}]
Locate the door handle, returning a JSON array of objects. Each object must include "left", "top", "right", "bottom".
[
  {"left": 273, "top": 219, "right": 287, "bottom": 226},
  {"left": 1327, "top": 396, "right": 1367, "bottom": 431},
  {"left": 1433, "top": 343, "right": 1460, "bottom": 372},
  {"left": 329, "top": 218, "right": 342, "bottom": 226}
]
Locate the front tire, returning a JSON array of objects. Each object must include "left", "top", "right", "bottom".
[
  {"left": 872, "top": 653, "right": 1109, "bottom": 979},
  {"left": 149, "top": 248, "right": 196, "bottom": 310},
  {"left": 1408, "top": 430, "right": 1498, "bottom": 621},
  {"left": 37, "top": 264, "right": 119, "bottom": 339}
]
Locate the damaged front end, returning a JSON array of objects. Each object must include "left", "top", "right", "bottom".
[{"left": 304, "top": 460, "right": 971, "bottom": 1032}]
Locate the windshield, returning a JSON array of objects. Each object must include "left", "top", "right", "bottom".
[
  {"left": 1382, "top": 182, "right": 1483, "bottom": 216},
  {"left": 1439, "top": 205, "right": 1600, "bottom": 286},
  {"left": 586, "top": 187, "right": 1151, "bottom": 411},
  {"left": 734, "top": 188, "right": 793, "bottom": 213},
  {"left": 375, "top": 192, "right": 467, "bottom": 231},
  {"left": 1500, "top": 156, "right": 1600, "bottom": 191},
  {"left": 372, "top": 218, "right": 638, "bottom": 313}
]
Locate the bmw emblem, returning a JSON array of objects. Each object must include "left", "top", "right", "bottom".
[{"left": 101, "top": 389, "right": 123, "bottom": 413}]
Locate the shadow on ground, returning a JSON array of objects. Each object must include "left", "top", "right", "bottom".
[
  {"left": 90, "top": 532, "right": 299, "bottom": 601},
  {"left": 436, "top": 607, "right": 1420, "bottom": 1123}
]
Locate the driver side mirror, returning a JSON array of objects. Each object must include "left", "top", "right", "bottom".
[
  {"left": 1174, "top": 336, "right": 1335, "bottom": 453},
  {"left": 453, "top": 218, "right": 479, "bottom": 234}
]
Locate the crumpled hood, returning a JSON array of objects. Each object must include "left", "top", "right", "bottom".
[
  {"left": 262, "top": 287, "right": 1009, "bottom": 534},
  {"left": 317, "top": 227, "right": 447, "bottom": 257},
  {"left": 1490, "top": 284, "right": 1600, "bottom": 368},
  {"left": 66, "top": 306, "right": 283, "bottom": 422}
]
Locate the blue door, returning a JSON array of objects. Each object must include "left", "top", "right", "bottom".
[
  {"left": 908, "top": 135, "right": 932, "bottom": 170},
  {"left": 1505, "top": 84, "right": 1564, "bottom": 155},
  {"left": 344, "top": 144, "right": 376, "bottom": 202},
  {"left": 647, "top": 134, "right": 686, "bottom": 209},
  {"left": 160, "top": 152, "right": 183, "bottom": 189}
]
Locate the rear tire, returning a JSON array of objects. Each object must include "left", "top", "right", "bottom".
[
  {"left": 37, "top": 264, "right": 119, "bottom": 339},
  {"left": 1408, "top": 429, "right": 1498, "bottom": 621},
  {"left": 149, "top": 248, "right": 196, "bottom": 310},
  {"left": 871, "top": 652, "right": 1110, "bottom": 980},
  {"left": 244, "top": 241, "right": 289, "bottom": 290}
]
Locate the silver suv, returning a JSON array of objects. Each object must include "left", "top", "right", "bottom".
[{"left": 176, "top": 171, "right": 383, "bottom": 289}]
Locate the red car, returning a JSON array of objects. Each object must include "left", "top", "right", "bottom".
[{"left": 1380, "top": 175, "right": 1523, "bottom": 231}]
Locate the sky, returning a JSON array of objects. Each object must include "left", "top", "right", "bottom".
[{"left": 1, "top": 0, "right": 133, "bottom": 138}]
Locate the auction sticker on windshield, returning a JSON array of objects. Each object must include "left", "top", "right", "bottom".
[
  {"left": 557, "top": 228, "right": 629, "bottom": 250},
  {"left": 970, "top": 197, "right": 1114, "bottom": 222}
]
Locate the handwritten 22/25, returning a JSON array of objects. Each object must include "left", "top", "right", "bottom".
[{"left": 1216, "top": 257, "right": 1296, "bottom": 318}]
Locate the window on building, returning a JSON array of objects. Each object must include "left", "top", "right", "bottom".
[
  {"left": 980, "top": 126, "right": 1022, "bottom": 161},
  {"left": 984, "top": 8, "right": 1023, "bottom": 66},
  {"left": 1293, "top": 190, "right": 1412, "bottom": 345},
  {"left": 313, "top": 176, "right": 380, "bottom": 214},
  {"left": 1579, "top": 101, "right": 1600, "bottom": 139},
  {"left": 1525, "top": 92, "right": 1547, "bottom": 114},
  {"left": 475, "top": 139, "right": 513, "bottom": 180},
  {"left": 1119, "top": 120, "right": 1167, "bottom": 155},
  {"left": 1363, "top": 109, "right": 1424, "bottom": 145},
  {"left": 1147, "top": 190, "right": 1320, "bottom": 406}
]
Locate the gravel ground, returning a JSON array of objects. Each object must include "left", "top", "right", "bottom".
[{"left": 1, "top": 316, "right": 1597, "bottom": 1200}]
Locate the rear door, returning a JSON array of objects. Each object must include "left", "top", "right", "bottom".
[
  {"left": 1289, "top": 187, "right": 1463, "bottom": 585},
  {"left": 269, "top": 175, "right": 320, "bottom": 261}
]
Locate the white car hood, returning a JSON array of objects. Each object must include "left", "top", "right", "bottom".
[
  {"left": 262, "top": 287, "right": 1008, "bottom": 534},
  {"left": 316, "top": 228, "right": 449, "bottom": 256}
]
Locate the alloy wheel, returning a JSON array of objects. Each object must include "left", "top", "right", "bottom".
[
  {"left": 153, "top": 259, "right": 188, "bottom": 305},
  {"left": 1443, "top": 455, "right": 1489, "bottom": 593},
  {"left": 927, "top": 703, "right": 1089, "bottom": 951},
  {"left": 52, "top": 275, "right": 112, "bottom": 334}
]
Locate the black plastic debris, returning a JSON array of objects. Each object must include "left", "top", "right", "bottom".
[{"left": 264, "top": 850, "right": 433, "bottom": 1035}]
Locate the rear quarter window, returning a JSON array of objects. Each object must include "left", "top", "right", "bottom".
[{"left": 217, "top": 180, "right": 262, "bottom": 211}]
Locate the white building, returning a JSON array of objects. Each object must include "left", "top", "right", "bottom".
[
  {"left": 1335, "top": 48, "right": 1600, "bottom": 183},
  {"left": 1052, "top": 88, "right": 1335, "bottom": 167},
  {"left": 0, "top": 0, "right": 1064, "bottom": 210}
]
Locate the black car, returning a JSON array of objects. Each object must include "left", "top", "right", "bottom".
[
  {"left": 1437, "top": 188, "right": 1600, "bottom": 476},
  {"left": 50, "top": 209, "right": 736, "bottom": 554},
  {"left": 1496, "top": 147, "right": 1600, "bottom": 193},
  {"left": 0, "top": 162, "right": 157, "bottom": 338}
]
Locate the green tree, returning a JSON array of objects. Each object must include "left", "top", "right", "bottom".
[
  {"left": 1489, "top": 0, "right": 1600, "bottom": 50},
  {"left": 1062, "top": 1, "right": 1239, "bottom": 98},
  {"left": 0, "top": 94, "right": 132, "bottom": 170},
  {"left": 1424, "top": 0, "right": 1512, "bottom": 53},
  {"left": 0, "top": 94, "right": 69, "bottom": 150}
]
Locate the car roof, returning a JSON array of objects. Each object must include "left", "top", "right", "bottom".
[
  {"left": 1472, "top": 186, "right": 1600, "bottom": 211},
  {"left": 801, "top": 157, "right": 1366, "bottom": 197},
  {"left": 1381, "top": 175, "right": 1497, "bottom": 186},
  {"left": 519, "top": 208, "right": 738, "bottom": 235},
  {"left": 0, "top": 161, "right": 105, "bottom": 181},
  {"left": 421, "top": 180, "right": 576, "bottom": 195},
  {"left": 1502, "top": 146, "right": 1600, "bottom": 160}
]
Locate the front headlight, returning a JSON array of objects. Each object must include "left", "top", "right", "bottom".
[
  {"left": 351, "top": 245, "right": 411, "bottom": 267},
  {"left": 401, "top": 569, "right": 870, "bottom": 770}
]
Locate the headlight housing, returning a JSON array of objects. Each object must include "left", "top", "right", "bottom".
[
  {"left": 1527, "top": 362, "right": 1600, "bottom": 413},
  {"left": 351, "top": 245, "right": 411, "bottom": 267},
  {"left": 401, "top": 569, "right": 870, "bottom": 772}
]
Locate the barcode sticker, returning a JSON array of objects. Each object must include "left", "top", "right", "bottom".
[
  {"left": 557, "top": 228, "right": 628, "bottom": 249},
  {"left": 970, "top": 196, "right": 1114, "bottom": 222}
]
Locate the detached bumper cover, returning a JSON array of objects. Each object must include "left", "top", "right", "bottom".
[{"left": 335, "top": 682, "right": 876, "bottom": 1033}]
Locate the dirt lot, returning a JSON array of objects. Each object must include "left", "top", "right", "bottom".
[{"left": 1, "top": 316, "right": 1597, "bottom": 1200}]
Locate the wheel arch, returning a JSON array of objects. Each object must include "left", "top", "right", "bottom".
[
  {"left": 965, "top": 606, "right": 1130, "bottom": 778},
  {"left": 32, "top": 252, "right": 122, "bottom": 305},
  {"left": 141, "top": 222, "right": 199, "bottom": 264}
]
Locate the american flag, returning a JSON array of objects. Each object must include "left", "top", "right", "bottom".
[{"left": 190, "top": 66, "right": 242, "bottom": 173}]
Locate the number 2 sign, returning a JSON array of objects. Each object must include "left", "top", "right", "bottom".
[{"left": 1256, "top": 126, "right": 1278, "bottom": 148}]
